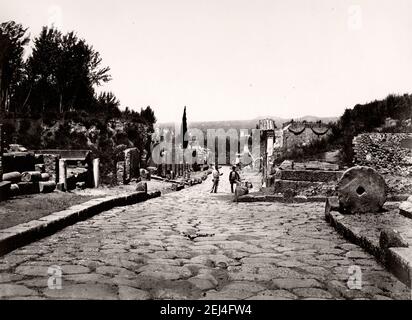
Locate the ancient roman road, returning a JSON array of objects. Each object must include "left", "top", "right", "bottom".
[{"left": 0, "top": 166, "right": 410, "bottom": 299}]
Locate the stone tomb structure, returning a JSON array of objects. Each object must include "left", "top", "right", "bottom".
[
  {"left": 116, "top": 147, "right": 141, "bottom": 185},
  {"left": 272, "top": 160, "right": 343, "bottom": 197},
  {"left": 277, "top": 120, "right": 331, "bottom": 153},
  {"left": 0, "top": 124, "right": 11, "bottom": 201},
  {"left": 259, "top": 119, "right": 276, "bottom": 187},
  {"left": 33, "top": 149, "right": 98, "bottom": 191}
]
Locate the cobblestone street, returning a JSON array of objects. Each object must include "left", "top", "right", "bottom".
[{"left": 0, "top": 166, "right": 410, "bottom": 300}]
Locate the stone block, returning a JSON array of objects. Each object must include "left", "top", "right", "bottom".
[
  {"left": 399, "top": 201, "right": 412, "bottom": 219},
  {"left": 56, "top": 182, "right": 66, "bottom": 192},
  {"left": 9, "top": 184, "right": 19, "bottom": 197},
  {"left": 34, "top": 164, "right": 45, "bottom": 173},
  {"left": 379, "top": 229, "right": 409, "bottom": 251},
  {"left": 279, "top": 160, "right": 294, "bottom": 170},
  {"left": 140, "top": 168, "right": 151, "bottom": 181},
  {"left": 171, "top": 183, "right": 184, "bottom": 191},
  {"left": 39, "top": 181, "right": 56, "bottom": 193},
  {"left": 21, "top": 171, "right": 42, "bottom": 183},
  {"left": 3, "top": 152, "right": 35, "bottom": 173},
  {"left": 2, "top": 172, "right": 21, "bottom": 183},
  {"left": 0, "top": 181, "right": 11, "bottom": 201},
  {"left": 273, "top": 180, "right": 323, "bottom": 194},
  {"left": 76, "top": 182, "right": 87, "bottom": 190},
  {"left": 17, "top": 182, "right": 40, "bottom": 195},
  {"left": 275, "top": 170, "right": 344, "bottom": 182},
  {"left": 234, "top": 185, "right": 249, "bottom": 201},
  {"left": 136, "top": 181, "right": 147, "bottom": 193}
]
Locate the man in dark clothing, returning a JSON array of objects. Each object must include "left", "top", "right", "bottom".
[{"left": 229, "top": 166, "right": 240, "bottom": 193}]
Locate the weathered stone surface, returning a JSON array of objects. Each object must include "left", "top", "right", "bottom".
[
  {"left": 135, "top": 181, "right": 147, "bottom": 193},
  {"left": 274, "top": 180, "right": 324, "bottom": 194},
  {"left": 171, "top": 183, "right": 184, "bottom": 191},
  {"left": 0, "top": 284, "right": 37, "bottom": 298},
  {"left": 247, "top": 289, "right": 297, "bottom": 300},
  {"left": 3, "top": 172, "right": 22, "bottom": 183},
  {"left": 279, "top": 160, "right": 294, "bottom": 170},
  {"left": 118, "top": 286, "right": 151, "bottom": 300},
  {"left": 140, "top": 169, "right": 151, "bottom": 181},
  {"left": 399, "top": 201, "right": 412, "bottom": 218},
  {"left": 234, "top": 185, "right": 248, "bottom": 201},
  {"left": 271, "top": 278, "right": 321, "bottom": 289},
  {"left": 188, "top": 277, "right": 216, "bottom": 290},
  {"left": 283, "top": 188, "right": 296, "bottom": 200},
  {"left": 292, "top": 287, "right": 334, "bottom": 299},
  {"left": 353, "top": 133, "right": 412, "bottom": 177},
  {"left": 337, "top": 166, "right": 387, "bottom": 214},
  {"left": 43, "top": 284, "right": 118, "bottom": 300},
  {"left": 0, "top": 166, "right": 409, "bottom": 300},
  {"left": 275, "top": 170, "right": 343, "bottom": 182},
  {"left": 379, "top": 229, "right": 409, "bottom": 251}
]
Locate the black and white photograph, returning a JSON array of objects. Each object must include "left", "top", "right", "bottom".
[{"left": 0, "top": 0, "right": 412, "bottom": 308}]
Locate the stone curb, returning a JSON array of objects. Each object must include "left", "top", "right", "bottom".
[
  {"left": 0, "top": 190, "right": 161, "bottom": 257},
  {"left": 325, "top": 197, "right": 412, "bottom": 288},
  {"left": 236, "top": 194, "right": 328, "bottom": 203},
  {"left": 236, "top": 194, "right": 409, "bottom": 204}
]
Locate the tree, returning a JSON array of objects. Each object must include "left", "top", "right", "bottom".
[
  {"left": 181, "top": 106, "right": 188, "bottom": 149},
  {"left": 25, "top": 27, "right": 111, "bottom": 115},
  {"left": 0, "top": 21, "right": 29, "bottom": 113},
  {"left": 25, "top": 27, "right": 62, "bottom": 114},
  {"left": 96, "top": 91, "right": 121, "bottom": 117},
  {"left": 140, "top": 106, "right": 156, "bottom": 128}
]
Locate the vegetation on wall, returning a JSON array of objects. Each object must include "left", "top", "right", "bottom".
[
  {"left": 276, "top": 94, "right": 412, "bottom": 165},
  {"left": 0, "top": 21, "right": 157, "bottom": 184}
]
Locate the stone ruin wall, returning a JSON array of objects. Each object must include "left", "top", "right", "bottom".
[
  {"left": 275, "top": 121, "right": 332, "bottom": 153},
  {"left": 124, "top": 148, "right": 139, "bottom": 181},
  {"left": 41, "top": 154, "right": 60, "bottom": 183},
  {"left": 117, "top": 147, "right": 140, "bottom": 184},
  {"left": 353, "top": 133, "right": 412, "bottom": 177},
  {"left": 282, "top": 128, "right": 329, "bottom": 152}
]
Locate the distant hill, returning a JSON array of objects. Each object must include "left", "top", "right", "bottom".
[{"left": 157, "top": 115, "right": 338, "bottom": 131}]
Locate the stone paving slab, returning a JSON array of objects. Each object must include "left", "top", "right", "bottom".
[
  {"left": 325, "top": 197, "right": 412, "bottom": 287},
  {"left": 0, "top": 167, "right": 409, "bottom": 300},
  {"left": 0, "top": 191, "right": 161, "bottom": 257}
]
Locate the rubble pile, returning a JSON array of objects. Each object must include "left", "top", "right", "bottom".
[{"left": 353, "top": 133, "right": 412, "bottom": 176}]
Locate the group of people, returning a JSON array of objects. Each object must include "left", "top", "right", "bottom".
[{"left": 210, "top": 165, "right": 241, "bottom": 194}]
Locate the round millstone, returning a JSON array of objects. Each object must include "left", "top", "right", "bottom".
[{"left": 336, "top": 166, "right": 387, "bottom": 214}]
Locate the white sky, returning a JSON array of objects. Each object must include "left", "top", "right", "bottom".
[{"left": 1, "top": 0, "right": 412, "bottom": 122}]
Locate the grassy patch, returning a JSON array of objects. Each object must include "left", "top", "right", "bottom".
[{"left": 0, "top": 192, "right": 95, "bottom": 230}]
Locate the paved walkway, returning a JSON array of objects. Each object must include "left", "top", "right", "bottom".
[{"left": 0, "top": 167, "right": 410, "bottom": 299}]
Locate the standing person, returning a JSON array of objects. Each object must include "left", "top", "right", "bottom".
[
  {"left": 210, "top": 165, "right": 221, "bottom": 193},
  {"left": 229, "top": 166, "right": 240, "bottom": 193}
]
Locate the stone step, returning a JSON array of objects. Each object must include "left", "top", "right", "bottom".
[
  {"left": 273, "top": 179, "right": 324, "bottom": 194},
  {"left": 275, "top": 170, "right": 344, "bottom": 182}
]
